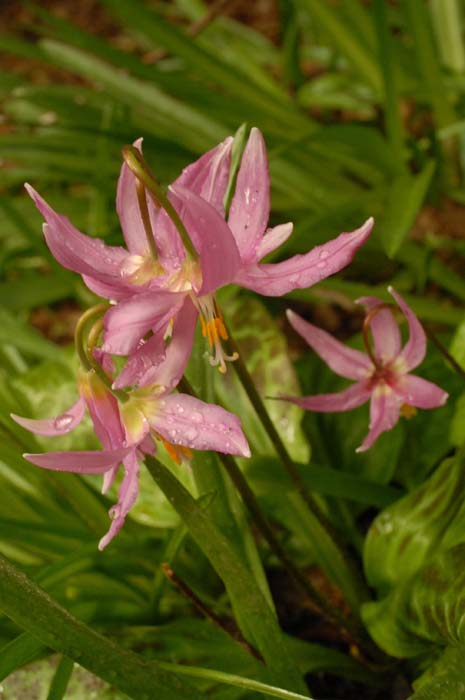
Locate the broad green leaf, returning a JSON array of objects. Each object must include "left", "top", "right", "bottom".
[
  {"left": 379, "top": 161, "right": 435, "bottom": 257},
  {"left": 216, "top": 296, "right": 310, "bottom": 463},
  {"left": 364, "top": 447, "right": 465, "bottom": 593},
  {"left": 411, "top": 646, "right": 465, "bottom": 700},
  {"left": 362, "top": 543, "right": 465, "bottom": 658}
]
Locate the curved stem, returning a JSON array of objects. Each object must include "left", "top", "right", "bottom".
[
  {"left": 426, "top": 327, "right": 465, "bottom": 384},
  {"left": 74, "top": 303, "right": 110, "bottom": 371},
  {"left": 136, "top": 179, "right": 160, "bottom": 260},
  {"left": 122, "top": 145, "right": 197, "bottom": 259}
]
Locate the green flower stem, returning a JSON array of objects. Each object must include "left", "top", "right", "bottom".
[
  {"left": 156, "top": 662, "right": 315, "bottom": 700},
  {"left": 74, "top": 303, "right": 109, "bottom": 371},
  {"left": 144, "top": 455, "right": 308, "bottom": 694},
  {"left": 122, "top": 145, "right": 197, "bottom": 259},
  {"left": 226, "top": 332, "right": 368, "bottom": 598},
  {"left": 426, "top": 327, "right": 465, "bottom": 385},
  {"left": 74, "top": 304, "right": 128, "bottom": 403},
  {"left": 0, "top": 552, "right": 202, "bottom": 700}
]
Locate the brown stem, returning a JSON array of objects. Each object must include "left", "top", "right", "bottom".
[
  {"left": 162, "top": 563, "right": 263, "bottom": 662},
  {"left": 426, "top": 327, "right": 465, "bottom": 384}
]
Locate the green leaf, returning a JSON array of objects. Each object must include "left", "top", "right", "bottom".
[
  {"left": 362, "top": 543, "right": 465, "bottom": 658},
  {"left": 46, "top": 656, "right": 74, "bottom": 700},
  {"left": 0, "top": 632, "right": 45, "bottom": 682},
  {"left": 379, "top": 161, "right": 435, "bottom": 257},
  {"left": 145, "top": 457, "right": 307, "bottom": 694},
  {"left": 0, "top": 552, "right": 203, "bottom": 700},
  {"left": 364, "top": 447, "right": 465, "bottom": 594}
]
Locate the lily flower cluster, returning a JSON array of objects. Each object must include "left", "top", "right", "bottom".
[{"left": 12, "top": 127, "right": 374, "bottom": 548}]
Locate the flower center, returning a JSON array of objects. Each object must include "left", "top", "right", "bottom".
[
  {"left": 120, "top": 255, "right": 165, "bottom": 285},
  {"left": 195, "top": 295, "right": 238, "bottom": 373}
]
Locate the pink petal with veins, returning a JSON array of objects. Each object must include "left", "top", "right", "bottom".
[
  {"left": 148, "top": 393, "right": 251, "bottom": 458},
  {"left": 234, "top": 217, "right": 373, "bottom": 296},
  {"left": 357, "top": 297, "right": 401, "bottom": 363},
  {"left": 388, "top": 287, "right": 426, "bottom": 370},
  {"left": 102, "top": 290, "right": 184, "bottom": 355},
  {"left": 169, "top": 185, "right": 241, "bottom": 295},
  {"left": 228, "top": 127, "right": 270, "bottom": 264},
  {"left": 174, "top": 137, "right": 233, "bottom": 214},
  {"left": 256, "top": 222, "right": 294, "bottom": 260},
  {"left": 137, "top": 296, "right": 198, "bottom": 390},
  {"left": 11, "top": 397, "right": 86, "bottom": 437},
  {"left": 395, "top": 374, "right": 449, "bottom": 409},
  {"left": 99, "top": 450, "right": 140, "bottom": 550},
  {"left": 26, "top": 184, "right": 129, "bottom": 287},
  {"left": 280, "top": 382, "right": 371, "bottom": 412},
  {"left": 24, "top": 447, "right": 131, "bottom": 473},
  {"left": 286, "top": 309, "right": 371, "bottom": 380},
  {"left": 356, "top": 387, "right": 401, "bottom": 453}
]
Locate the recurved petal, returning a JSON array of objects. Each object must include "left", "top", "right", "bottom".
[
  {"left": 102, "top": 290, "right": 184, "bottom": 355},
  {"left": 169, "top": 184, "right": 241, "bottom": 295},
  {"left": 26, "top": 184, "right": 129, "bottom": 284},
  {"left": 286, "top": 309, "right": 371, "bottom": 380},
  {"left": 256, "top": 222, "right": 294, "bottom": 260},
  {"left": 388, "top": 287, "right": 427, "bottom": 370},
  {"left": 147, "top": 393, "right": 251, "bottom": 458},
  {"left": 228, "top": 127, "right": 270, "bottom": 263},
  {"left": 357, "top": 297, "right": 401, "bottom": 363},
  {"left": 279, "top": 381, "right": 371, "bottom": 412},
  {"left": 234, "top": 217, "right": 373, "bottom": 296},
  {"left": 24, "top": 447, "right": 131, "bottom": 473},
  {"left": 173, "top": 136, "right": 233, "bottom": 214},
  {"left": 99, "top": 451, "right": 140, "bottom": 550},
  {"left": 356, "top": 386, "right": 401, "bottom": 453},
  {"left": 396, "top": 374, "right": 449, "bottom": 409},
  {"left": 11, "top": 397, "right": 86, "bottom": 437},
  {"left": 113, "top": 333, "right": 166, "bottom": 389}
]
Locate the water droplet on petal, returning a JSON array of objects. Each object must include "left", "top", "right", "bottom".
[
  {"left": 191, "top": 411, "right": 203, "bottom": 423},
  {"left": 176, "top": 404, "right": 184, "bottom": 414},
  {"left": 53, "top": 414, "right": 74, "bottom": 431},
  {"left": 184, "top": 427, "right": 198, "bottom": 441},
  {"left": 319, "top": 250, "right": 329, "bottom": 260},
  {"left": 317, "top": 260, "right": 327, "bottom": 269}
]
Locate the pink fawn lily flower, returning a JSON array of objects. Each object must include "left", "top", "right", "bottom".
[
  {"left": 11, "top": 364, "right": 250, "bottom": 549},
  {"left": 26, "top": 129, "right": 372, "bottom": 382},
  {"left": 280, "top": 287, "right": 448, "bottom": 452}
]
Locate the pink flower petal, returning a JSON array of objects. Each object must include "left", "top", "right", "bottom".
[
  {"left": 395, "top": 374, "right": 449, "bottom": 409},
  {"left": 136, "top": 296, "right": 198, "bottom": 390},
  {"left": 256, "top": 222, "right": 294, "bottom": 260},
  {"left": 357, "top": 297, "right": 401, "bottom": 363},
  {"left": 356, "top": 386, "right": 401, "bottom": 453},
  {"left": 286, "top": 309, "right": 371, "bottom": 380},
  {"left": 102, "top": 290, "right": 184, "bottom": 355},
  {"left": 388, "top": 287, "right": 426, "bottom": 370},
  {"left": 228, "top": 127, "right": 270, "bottom": 264},
  {"left": 26, "top": 184, "right": 129, "bottom": 288},
  {"left": 81, "top": 274, "right": 134, "bottom": 302},
  {"left": 280, "top": 382, "right": 371, "bottom": 412},
  {"left": 113, "top": 333, "right": 166, "bottom": 389},
  {"left": 99, "top": 451, "right": 140, "bottom": 550},
  {"left": 169, "top": 184, "right": 241, "bottom": 295},
  {"left": 234, "top": 217, "right": 373, "bottom": 296},
  {"left": 11, "top": 397, "right": 86, "bottom": 437},
  {"left": 24, "top": 447, "right": 131, "bottom": 473},
  {"left": 148, "top": 394, "right": 251, "bottom": 458},
  {"left": 81, "top": 380, "right": 125, "bottom": 450},
  {"left": 174, "top": 136, "right": 233, "bottom": 214}
]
